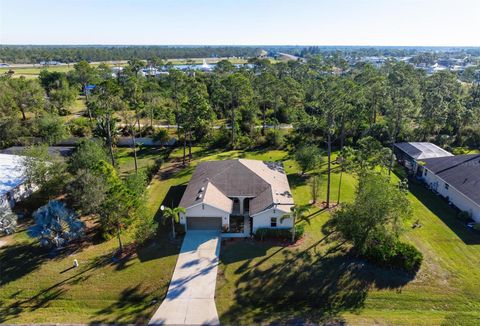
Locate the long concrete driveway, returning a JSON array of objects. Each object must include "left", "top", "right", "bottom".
[{"left": 149, "top": 231, "right": 221, "bottom": 325}]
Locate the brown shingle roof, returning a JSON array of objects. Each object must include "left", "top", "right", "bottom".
[{"left": 179, "top": 159, "right": 294, "bottom": 215}]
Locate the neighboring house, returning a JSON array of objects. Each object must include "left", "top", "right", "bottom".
[
  {"left": 394, "top": 142, "right": 453, "bottom": 174},
  {"left": 0, "top": 154, "right": 33, "bottom": 211},
  {"left": 419, "top": 154, "right": 480, "bottom": 222},
  {"left": 178, "top": 159, "right": 294, "bottom": 236}
]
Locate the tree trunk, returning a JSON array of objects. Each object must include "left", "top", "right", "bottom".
[
  {"left": 188, "top": 129, "right": 192, "bottom": 161},
  {"left": 231, "top": 105, "right": 235, "bottom": 148},
  {"left": 131, "top": 131, "right": 138, "bottom": 174},
  {"left": 171, "top": 216, "right": 176, "bottom": 239},
  {"left": 117, "top": 224, "right": 124, "bottom": 254},
  {"left": 20, "top": 108, "right": 26, "bottom": 121},
  {"left": 388, "top": 105, "right": 401, "bottom": 176},
  {"left": 182, "top": 128, "right": 187, "bottom": 166},
  {"left": 262, "top": 103, "right": 266, "bottom": 135},
  {"left": 136, "top": 110, "right": 141, "bottom": 133},
  {"left": 340, "top": 115, "right": 345, "bottom": 150},
  {"left": 84, "top": 84, "right": 93, "bottom": 123},
  {"left": 150, "top": 106, "right": 154, "bottom": 128},
  {"left": 326, "top": 131, "right": 332, "bottom": 208},
  {"left": 106, "top": 114, "right": 115, "bottom": 166},
  {"left": 291, "top": 215, "right": 296, "bottom": 243}
]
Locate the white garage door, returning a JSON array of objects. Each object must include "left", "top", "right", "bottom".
[{"left": 187, "top": 216, "right": 222, "bottom": 231}]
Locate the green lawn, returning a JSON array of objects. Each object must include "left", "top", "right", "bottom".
[
  {"left": 213, "top": 150, "right": 480, "bottom": 325},
  {"left": 2, "top": 146, "right": 480, "bottom": 324},
  {"left": 0, "top": 147, "right": 178, "bottom": 324}
]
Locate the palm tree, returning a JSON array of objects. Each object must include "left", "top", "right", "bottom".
[
  {"left": 282, "top": 205, "right": 309, "bottom": 243},
  {"left": 162, "top": 206, "right": 186, "bottom": 239}
]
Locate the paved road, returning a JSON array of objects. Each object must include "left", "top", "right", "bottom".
[{"left": 149, "top": 231, "right": 221, "bottom": 325}]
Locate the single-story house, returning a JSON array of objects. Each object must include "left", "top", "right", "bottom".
[
  {"left": 419, "top": 154, "right": 480, "bottom": 222},
  {"left": 394, "top": 142, "right": 453, "bottom": 174},
  {"left": 178, "top": 159, "right": 294, "bottom": 236},
  {"left": 0, "top": 154, "right": 33, "bottom": 211}
]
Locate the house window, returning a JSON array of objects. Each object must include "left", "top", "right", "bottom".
[
  {"left": 445, "top": 183, "right": 449, "bottom": 190},
  {"left": 270, "top": 217, "right": 277, "bottom": 227}
]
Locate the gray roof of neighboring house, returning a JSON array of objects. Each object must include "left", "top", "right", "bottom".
[
  {"left": 421, "top": 154, "right": 480, "bottom": 207},
  {"left": 395, "top": 142, "right": 453, "bottom": 160},
  {"left": 179, "top": 159, "right": 294, "bottom": 216},
  {"left": 0, "top": 146, "right": 74, "bottom": 157}
]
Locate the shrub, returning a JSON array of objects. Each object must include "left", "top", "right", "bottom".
[
  {"left": 209, "top": 126, "right": 230, "bottom": 149},
  {"left": 254, "top": 228, "right": 291, "bottom": 241},
  {"left": 27, "top": 200, "right": 85, "bottom": 248},
  {"left": 145, "top": 158, "right": 163, "bottom": 182},
  {"left": 294, "top": 145, "right": 322, "bottom": 174},
  {"left": 35, "top": 114, "right": 69, "bottom": 145},
  {"left": 362, "top": 236, "right": 423, "bottom": 273},
  {"left": 395, "top": 241, "right": 423, "bottom": 272},
  {"left": 153, "top": 128, "right": 169, "bottom": 144},
  {"left": 265, "top": 129, "right": 285, "bottom": 149},
  {"left": 457, "top": 211, "right": 472, "bottom": 222},
  {"left": 134, "top": 214, "right": 158, "bottom": 245},
  {"left": 254, "top": 225, "right": 304, "bottom": 241},
  {"left": 473, "top": 223, "right": 480, "bottom": 231},
  {"left": 236, "top": 134, "right": 255, "bottom": 149},
  {"left": 294, "top": 224, "right": 305, "bottom": 240},
  {"left": 69, "top": 117, "right": 93, "bottom": 137}
]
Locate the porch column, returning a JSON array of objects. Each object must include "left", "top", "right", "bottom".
[{"left": 239, "top": 198, "right": 244, "bottom": 214}]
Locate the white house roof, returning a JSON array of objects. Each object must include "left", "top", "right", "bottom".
[
  {"left": 0, "top": 154, "right": 27, "bottom": 196},
  {"left": 395, "top": 142, "right": 453, "bottom": 160}
]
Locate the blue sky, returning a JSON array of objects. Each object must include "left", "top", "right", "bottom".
[{"left": 0, "top": 0, "right": 479, "bottom": 46}]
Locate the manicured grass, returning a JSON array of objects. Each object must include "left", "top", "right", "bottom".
[
  {"left": 2, "top": 146, "right": 480, "bottom": 324},
  {"left": 0, "top": 225, "right": 179, "bottom": 324},
  {"left": 0, "top": 147, "right": 178, "bottom": 324},
  {"left": 0, "top": 65, "right": 75, "bottom": 78},
  {"left": 213, "top": 150, "right": 480, "bottom": 325},
  {"left": 115, "top": 147, "right": 167, "bottom": 177}
]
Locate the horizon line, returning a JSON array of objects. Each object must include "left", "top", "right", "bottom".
[{"left": 1, "top": 44, "right": 480, "bottom": 49}]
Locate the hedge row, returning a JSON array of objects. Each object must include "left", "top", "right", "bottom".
[{"left": 254, "top": 224, "right": 305, "bottom": 241}]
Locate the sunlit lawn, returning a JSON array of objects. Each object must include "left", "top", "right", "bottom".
[
  {"left": 0, "top": 147, "right": 177, "bottom": 324},
  {"left": 213, "top": 149, "right": 480, "bottom": 325},
  {"left": 2, "top": 145, "right": 480, "bottom": 324}
]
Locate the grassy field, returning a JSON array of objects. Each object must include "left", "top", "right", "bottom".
[
  {"left": 0, "top": 57, "right": 252, "bottom": 79},
  {"left": 0, "top": 65, "right": 75, "bottom": 79},
  {"left": 2, "top": 146, "right": 480, "bottom": 324},
  {"left": 211, "top": 150, "right": 480, "bottom": 325},
  {"left": 0, "top": 147, "right": 179, "bottom": 324}
]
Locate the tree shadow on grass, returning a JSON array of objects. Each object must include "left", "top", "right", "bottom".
[
  {"left": 408, "top": 181, "right": 480, "bottom": 245},
  {"left": 90, "top": 283, "right": 154, "bottom": 325},
  {"left": 287, "top": 173, "right": 309, "bottom": 188},
  {"left": 136, "top": 231, "right": 181, "bottom": 263},
  {"left": 0, "top": 256, "right": 103, "bottom": 323},
  {"left": 0, "top": 242, "right": 47, "bottom": 286},
  {"left": 220, "top": 242, "right": 416, "bottom": 325},
  {"left": 160, "top": 185, "right": 187, "bottom": 212}
]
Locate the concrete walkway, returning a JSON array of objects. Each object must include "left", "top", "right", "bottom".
[{"left": 149, "top": 231, "right": 221, "bottom": 325}]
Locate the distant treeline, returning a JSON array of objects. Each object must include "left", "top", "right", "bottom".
[
  {"left": 2, "top": 45, "right": 480, "bottom": 64},
  {"left": 0, "top": 45, "right": 263, "bottom": 64},
  {"left": 294, "top": 46, "right": 480, "bottom": 59}
]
